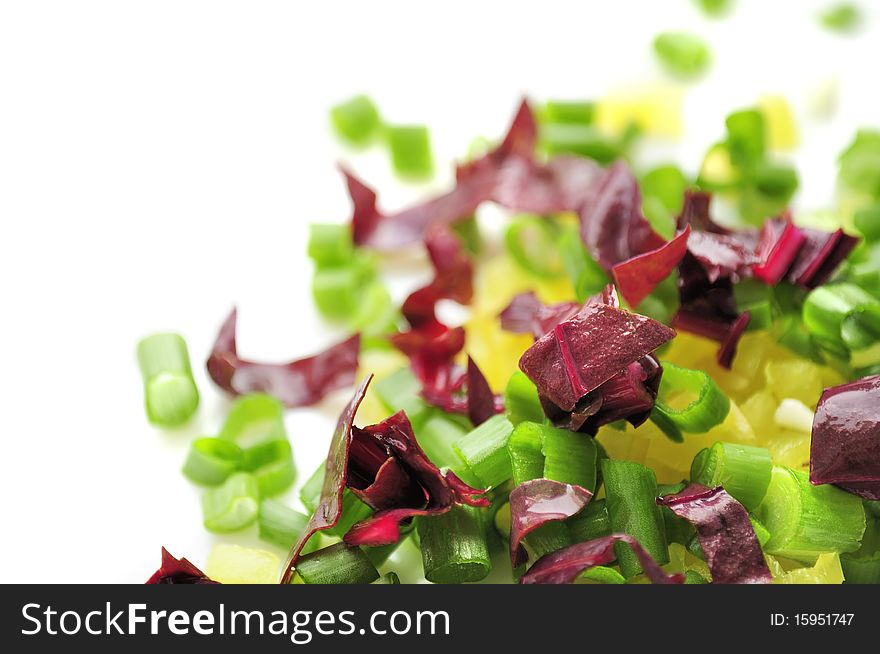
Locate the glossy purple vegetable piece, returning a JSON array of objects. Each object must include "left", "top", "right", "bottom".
[
  {"left": 716, "top": 311, "right": 751, "bottom": 369},
  {"left": 810, "top": 375, "right": 880, "bottom": 500},
  {"left": 658, "top": 484, "right": 772, "bottom": 584},
  {"left": 509, "top": 479, "right": 593, "bottom": 567},
  {"left": 499, "top": 292, "right": 580, "bottom": 339},
  {"left": 280, "top": 376, "right": 372, "bottom": 583},
  {"left": 520, "top": 534, "right": 685, "bottom": 585},
  {"left": 343, "top": 411, "right": 488, "bottom": 547},
  {"left": 578, "top": 160, "right": 666, "bottom": 271},
  {"left": 612, "top": 225, "right": 690, "bottom": 307},
  {"left": 752, "top": 217, "right": 806, "bottom": 284},
  {"left": 519, "top": 301, "right": 675, "bottom": 412},
  {"left": 206, "top": 308, "right": 360, "bottom": 407},
  {"left": 146, "top": 548, "right": 217, "bottom": 585},
  {"left": 787, "top": 228, "right": 859, "bottom": 289}
]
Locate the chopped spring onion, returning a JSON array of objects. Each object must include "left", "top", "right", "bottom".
[
  {"left": 307, "top": 223, "right": 354, "bottom": 267},
  {"left": 372, "top": 571, "right": 401, "bottom": 584},
  {"left": 819, "top": 3, "right": 862, "bottom": 33},
  {"left": 218, "top": 393, "right": 286, "bottom": 446},
  {"left": 418, "top": 412, "right": 470, "bottom": 470},
  {"left": 373, "top": 367, "right": 433, "bottom": 429},
  {"left": 258, "top": 499, "right": 320, "bottom": 555},
  {"left": 601, "top": 460, "right": 669, "bottom": 577},
  {"left": 541, "top": 100, "right": 596, "bottom": 125},
  {"left": 311, "top": 255, "right": 376, "bottom": 320},
  {"left": 838, "top": 129, "right": 880, "bottom": 196},
  {"left": 640, "top": 164, "right": 687, "bottom": 239},
  {"left": 854, "top": 204, "right": 880, "bottom": 242},
  {"left": 205, "top": 544, "right": 280, "bottom": 584},
  {"left": 504, "top": 371, "right": 545, "bottom": 427},
  {"left": 539, "top": 124, "right": 623, "bottom": 165},
  {"left": 725, "top": 108, "right": 766, "bottom": 169},
  {"left": 541, "top": 425, "right": 598, "bottom": 492},
  {"left": 840, "top": 517, "right": 880, "bottom": 584},
  {"left": 690, "top": 442, "right": 773, "bottom": 510},
  {"left": 653, "top": 32, "right": 711, "bottom": 79},
  {"left": 578, "top": 565, "right": 626, "bottom": 584},
  {"left": 182, "top": 437, "right": 243, "bottom": 486},
  {"left": 803, "top": 283, "right": 878, "bottom": 354},
  {"left": 329, "top": 95, "right": 382, "bottom": 146},
  {"left": 684, "top": 570, "right": 708, "bottom": 584},
  {"left": 754, "top": 161, "right": 799, "bottom": 201},
  {"left": 750, "top": 515, "right": 772, "bottom": 548},
  {"left": 453, "top": 415, "right": 514, "bottom": 488},
  {"left": 522, "top": 522, "right": 573, "bottom": 563},
  {"left": 417, "top": 505, "right": 491, "bottom": 583},
  {"left": 201, "top": 472, "right": 260, "bottom": 533},
  {"left": 299, "top": 464, "right": 374, "bottom": 538},
  {"left": 507, "top": 421, "right": 547, "bottom": 486},
  {"left": 291, "top": 543, "right": 380, "bottom": 585},
  {"left": 386, "top": 125, "right": 433, "bottom": 179},
  {"left": 559, "top": 226, "right": 610, "bottom": 302},
  {"left": 136, "top": 333, "right": 199, "bottom": 427},
  {"left": 567, "top": 498, "right": 611, "bottom": 542},
  {"left": 505, "top": 215, "right": 566, "bottom": 278},
  {"left": 694, "top": 0, "right": 731, "bottom": 18},
  {"left": 240, "top": 438, "right": 296, "bottom": 497},
  {"left": 757, "top": 466, "right": 866, "bottom": 562},
  {"left": 651, "top": 361, "right": 730, "bottom": 439}
]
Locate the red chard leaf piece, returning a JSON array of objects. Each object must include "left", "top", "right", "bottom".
[
  {"left": 612, "top": 225, "right": 691, "bottom": 307},
  {"left": 280, "top": 376, "right": 372, "bottom": 583},
  {"left": 519, "top": 302, "right": 675, "bottom": 412},
  {"left": 491, "top": 155, "right": 603, "bottom": 215},
  {"left": 716, "top": 311, "right": 751, "bottom": 369},
  {"left": 658, "top": 484, "right": 772, "bottom": 584},
  {"left": 509, "top": 479, "right": 593, "bottom": 567},
  {"left": 207, "top": 308, "right": 360, "bottom": 408},
  {"left": 751, "top": 217, "right": 807, "bottom": 284},
  {"left": 787, "top": 228, "right": 859, "bottom": 289},
  {"left": 467, "top": 357, "right": 504, "bottom": 426},
  {"left": 499, "top": 292, "right": 581, "bottom": 339},
  {"left": 685, "top": 230, "right": 757, "bottom": 283},
  {"left": 520, "top": 534, "right": 684, "bottom": 585},
  {"left": 678, "top": 190, "right": 729, "bottom": 234},
  {"left": 810, "top": 375, "right": 880, "bottom": 499},
  {"left": 578, "top": 160, "right": 665, "bottom": 271},
  {"left": 146, "top": 548, "right": 217, "bottom": 585}
]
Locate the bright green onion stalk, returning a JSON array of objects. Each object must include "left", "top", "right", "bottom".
[
  {"left": 757, "top": 467, "right": 866, "bottom": 563},
  {"left": 307, "top": 223, "right": 354, "bottom": 267},
  {"left": 418, "top": 412, "right": 470, "bottom": 470},
  {"left": 257, "top": 499, "right": 320, "bottom": 555},
  {"left": 539, "top": 124, "right": 622, "bottom": 165},
  {"left": 416, "top": 505, "right": 491, "bottom": 584},
  {"left": 541, "top": 425, "right": 598, "bottom": 491},
  {"left": 540, "top": 100, "right": 596, "bottom": 125},
  {"left": 372, "top": 572, "right": 401, "bottom": 584},
  {"left": 373, "top": 367, "right": 432, "bottom": 427},
  {"left": 201, "top": 472, "right": 260, "bottom": 533},
  {"left": 240, "top": 438, "right": 296, "bottom": 497},
  {"left": 567, "top": 498, "right": 612, "bottom": 543},
  {"left": 505, "top": 215, "right": 566, "bottom": 279},
  {"left": 329, "top": 95, "right": 382, "bottom": 147},
  {"left": 291, "top": 543, "right": 380, "bottom": 585},
  {"left": 182, "top": 437, "right": 243, "bottom": 485},
  {"left": 690, "top": 442, "right": 773, "bottom": 510},
  {"left": 651, "top": 361, "right": 730, "bottom": 440},
  {"left": 653, "top": 32, "right": 711, "bottom": 79},
  {"left": 453, "top": 415, "right": 514, "bottom": 488},
  {"left": 504, "top": 371, "right": 544, "bottom": 427},
  {"left": 299, "top": 464, "right": 373, "bottom": 538},
  {"left": 578, "top": 566, "right": 626, "bottom": 584},
  {"left": 386, "top": 125, "right": 433, "bottom": 179},
  {"left": 601, "top": 460, "right": 669, "bottom": 578},
  {"left": 218, "top": 393, "right": 286, "bottom": 446},
  {"left": 507, "top": 421, "right": 546, "bottom": 486},
  {"left": 558, "top": 226, "right": 610, "bottom": 302},
  {"left": 136, "top": 333, "right": 199, "bottom": 427}
]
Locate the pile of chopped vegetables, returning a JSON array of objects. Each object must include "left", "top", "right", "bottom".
[{"left": 139, "top": 17, "right": 880, "bottom": 585}]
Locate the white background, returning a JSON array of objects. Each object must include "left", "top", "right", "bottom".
[{"left": 1, "top": 0, "right": 878, "bottom": 583}]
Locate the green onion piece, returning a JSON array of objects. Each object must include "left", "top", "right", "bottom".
[
  {"left": 417, "top": 505, "right": 491, "bottom": 583},
  {"left": 523, "top": 521, "right": 573, "bottom": 562},
  {"left": 837, "top": 129, "right": 880, "bottom": 196},
  {"left": 493, "top": 500, "right": 511, "bottom": 539},
  {"left": 311, "top": 256, "right": 375, "bottom": 320},
  {"left": 387, "top": 125, "right": 433, "bottom": 179},
  {"left": 866, "top": 501, "right": 880, "bottom": 518},
  {"left": 684, "top": 570, "right": 708, "bottom": 584},
  {"left": 819, "top": 3, "right": 862, "bottom": 33},
  {"left": 602, "top": 460, "right": 669, "bottom": 578},
  {"left": 640, "top": 164, "right": 687, "bottom": 238},
  {"left": 201, "top": 472, "right": 260, "bottom": 533},
  {"left": 690, "top": 442, "right": 773, "bottom": 510},
  {"left": 541, "top": 100, "right": 596, "bottom": 125},
  {"left": 841, "top": 516, "right": 880, "bottom": 584},
  {"left": 374, "top": 367, "right": 432, "bottom": 428},
  {"left": 299, "top": 464, "right": 324, "bottom": 513},
  {"left": 453, "top": 415, "right": 514, "bottom": 488},
  {"left": 451, "top": 214, "right": 482, "bottom": 255},
  {"left": 372, "top": 571, "right": 401, "bottom": 584},
  {"left": 651, "top": 362, "right": 730, "bottom": 436},
  {"left": 257, "top": 499, "right": 320, "bottom": 555},
  {"left": 307, "top": 223, "right": 354, "bottom": 267},
  {"left": 504, "top": 371, "right": 544, "bottom": 427},
  {"left": 291, "top": 543, "right": 379, "bottom": 584},
  {"left": 653, "top": 32, "right": 711, "bottom": 79},
  {"left": 578, "top": 565, "right": 626, "bottom": 584},
  {"left": 541, "top": 425, "right": 598, "bottom": 492},
  {"left": 136, "top": 333, "right": 199, "bottom": 427},
  {"left": 418, "top": 412, "right": 470, "bottom": 470},
  {"left": 750, "top": 514, "right": 772, "bottom": 548},
  {"left": 757, "top": 466, "right": 866, "bottom": 562},
  {"left": 803, "top": 283, "right": 877, "bottom": 353},
  {"left": 694, "top": 0, "right": 731, "bottom": 18},
  {"left": 240, "top": 438, "right": 296, "bottom": 497},
  {"left": 725, "top": 108, "right": 766, "bottom": 169},
  {"left": 559, "top": 226, "right": 610, "bottom": 302},
  {"left": 329, "top": 95, "right": 382, "bottom": 147},
  {"left": 218, "top": 393, "right": 286, "bottom": 446},
  {"left": 539, "top": 124, "right": 622, "bottom": 165},
  {"left": 507, "top": 421, "right": 547, "bottom": 486},
  {"left": 505, "top": 215, "right": 565, "bottom": 278},
  {"left": 658, "top": 482, "right": 695, "bottom": 545},
  {"left": 349, "top": 280, "right": 399, "bottom": 339},
  {"left": 299, "top": 464, "right": 374, "bottom": 538},
  {"left": 754, "top": 161, "right": 799, "bottom": 200},
  {"left": 182, "top": 437, "right": 243, "bottom": 485},
  {"left": 567, "top": 498, "right": 612, "bottom": 542}
]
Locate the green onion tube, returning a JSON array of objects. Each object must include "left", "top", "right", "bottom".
[
  {"left": 329, "top": 95, "right": 381, "bottom": 147},
  {"left": 653, "top": 32, "right": 711, "bottom": 78},
  {"left": 840, "top": 515, "right": 880, "bottom": 584},
  {"left": 578, "top": 566, "right": 626, "bottom": 584},
  {"left": 387, "top": 125, "right": 433, "bottom": 179},
  {"left": 416, "top": 505, "right": 491, "bottom": 583},
  {"left": 757, "top": 467, "right": 866, "bottom": 562},
  {"left": 418, "top": 412, "right": 469, "bottom": 470},
  {"left": 855, "top": 204, "right": 880, "bottom": 242},
  {"left": 541, "top": 100, "right": 596, "bottom": 125},
  {"left": 291, "top": 543, "right": 379, "bottom": 585},
  {"left": 690, "top": 442, "right": 773, "bottom": 510},
  {"left": 504, "top": 371, "right": 545, "bottom": 427},
  {"left": 559, "top": 227, "right": 610, "bottom": 302},
  {"left": 507, "top": 421, "right": 546, "bottom": 486},
  {"left": 504, "top": 215, "right": 565, "bottom": 278},
  {"left": 307, "top": 223, "right": 353, "bottom": 267},
  {"left": 182, "top": 437, "right": 243, "bottom": 486},
  {"left": 453, "top": 415, "right": 514, "bottom": 488},
  {"left": 201, "top": 472, "right": 260, "bottom": 533},
  {"left": 136, "top": 333, "right": 199, "bottom": 427},
  {"left": 373, "top": 367, "right": 433, "bottom": 429},
  {"left": 541, "top": 425, "right": 598, "bottom": 491},
  {"left": 299, "top": 464, "right": 373, "bottom": 538},
  {"left": 540, "top": 124, "right": 622, "bottom": 165},
  {"left": 802, "top": 283, "right": 877, "bottom": 353},
  {"left": 372, "top": 572, "right": 401, "bottom": 585},
  {"left": 601, "top": 460, "right": 669, "bottom": 577},
  {"left": 311, "top": 260, "right": 374, "bottom": 320},
  {"left": 257, "top": 499, "right": 319, "bottom": 555},
  {"left": 240, "top": 438, "right": 296, "bottom": 497},
  {"left": 684, "top": 570, "right": 708, "bottom": 584},
  {"left": 567, "top": 498, "right": 612, "bottom": 542},
  {"left": 218, "top": 393, "right": 286, "bottom": 445},
  {"left": 651, "top": 361, "right": 730, "bottom": 437}
]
